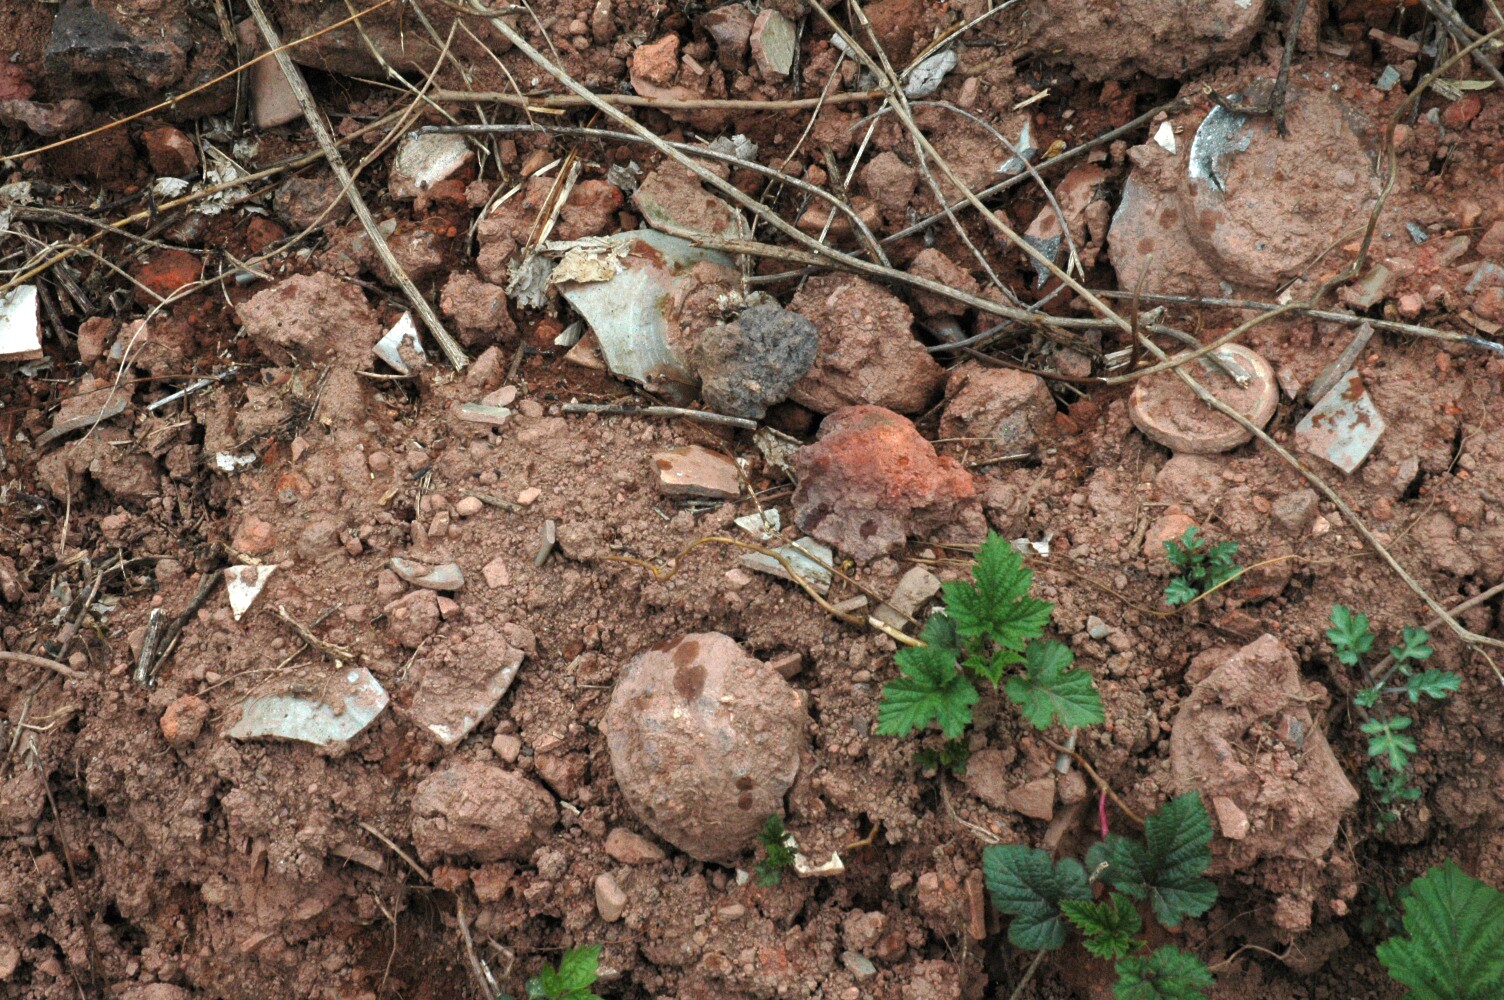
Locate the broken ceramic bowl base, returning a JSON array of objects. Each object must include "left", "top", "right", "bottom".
[
  {"left": 227, "top": 666, "right": 388, "bottom": 746},
  {"left": 1294, "top": 370, "right": 1386, "bottom": 474}
]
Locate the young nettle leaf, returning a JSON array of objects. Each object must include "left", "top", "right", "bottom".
[
  {"left": 1363, "top": 716, "right": 1417, "bottom": 772},
  {"left": 1061, "top": 893, "right": 1143, "bottom": 961},
  {"left": 1390, "top": 626, "right": 1434, "bottom": 666},
  {"left": 942, "top": 533, "right": 1053, "bottom": 654},
  {"left": 1114, "top": 945, "right": 1215, "bottom": 1000},
  {"left": 982, "top": 844, "right": 1091, "bottom": 951},
  {"left": 1403, "top": 669, "right": 1461, "bottom": 703},
  {"left": 527, "top": 945, "right": 604, "bottom": 1000},
  {"left": 1087, "top": 793, "right": 1216, "bottom": 928},
  {"left": 1327, "top": 605, "right": 1375, "bottom": 666},
  {"left": 876, "top": 642, "right": 977, "bottom": 739},
  {"left": 1354, "top": 685, "right": 1383, "bottom": 709},
  {"left": 1004, "top": 639, "right": 1105, "bottom": 730},
  {"left": 1377, "top": 861, "right": 1504, "bottom": 1000}
]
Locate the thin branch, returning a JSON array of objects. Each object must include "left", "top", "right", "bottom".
[
  {"left": 243, "top": 0, "right": 468, "bottom": 370},
  {"left": 0, "top": 650, "right": 87, "bottom": 681}
]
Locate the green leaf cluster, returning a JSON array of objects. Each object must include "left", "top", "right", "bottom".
[
  {"left": 1162, "top": 526, "right": 1240, "bottom": 606},
  {"left": 754, "top": 814, "right": 796, "bottom": 887},
  {"left": 1377, "top": 862, "right": 1504, "bottom": 1000},
  {"left": 983, "top": 795, "right": 1219, "bottom": 1000},
  {"left": 526, "top": 945, "right": 603, "bottom": 1000},
  {"left": 876, "top": 533, "right": 1103, "bottom": 744},
  {"left": 1086, "top": 793, "right": 1216, "bottom": 928},
  {"left": 1329, "top": 605, "right": 1459, "bottom": 826}
]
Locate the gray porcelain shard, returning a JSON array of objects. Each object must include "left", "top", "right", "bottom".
[{"left": 228, "top": 666, "right": 388, "bottom": 746}]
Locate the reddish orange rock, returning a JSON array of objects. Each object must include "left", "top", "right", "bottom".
[
  {"left": 132, "top": 249, "right": 201, "bottom": 306},
  {"left": 793, "top": 406, "right": 983, "bottom": 563},
  {"left": 160, "top": 695, "right": 208, "bottom": 748}
]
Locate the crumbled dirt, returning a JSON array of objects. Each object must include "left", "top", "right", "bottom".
[{"left": 5, "top": 0, "right": 1504, "bottom": 997}]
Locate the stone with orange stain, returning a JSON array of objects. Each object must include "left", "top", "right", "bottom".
[
  {"left": 231, "top": 514, "right": 275, "bottom": 556},
  {"left": 159, "top": 695, "right": 208, "bottom": 748},
  {"left": 792, "top": 406, "right": 983, "bottom": 563},
  {"left": 132, "top": 249, "right": 201, "bottom": 306}
]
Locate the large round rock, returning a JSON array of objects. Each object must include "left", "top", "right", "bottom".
[{"left": 603, "top": 633, "right": 806, "bottom": 862}]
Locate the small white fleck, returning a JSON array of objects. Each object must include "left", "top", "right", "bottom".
[{"left": 1153, "top": 122, "right": 1177, "bottom": 154}]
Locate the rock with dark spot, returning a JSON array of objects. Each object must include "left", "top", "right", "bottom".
[
  {"left": 793, "top": 406, "right": 983, "bottom": 562},
  {"left": 603, "top": 633, "right": 806, "bottom": 862},
  {"left": 273, "top": 173, "right": 351, "bottom": 232},
  {"left": 440, "top": 272, "right": 518, "bottom": 347},
  {"left": 410, "top": 762, "right": 557, "bottom": 863},
  {"left": 691, "top": 303, "right": 818, "bottom": 419},
  {"left": 787, "top": 274, "right": 945, "bottom": 415}
]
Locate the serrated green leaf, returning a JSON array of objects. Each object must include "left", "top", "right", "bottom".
[
  {"left": 1163, "top": 578, "right": 1199, "bottom": 606},
  {"left": 1061, "top": 893, "right": 1142, "bottom": 960},
  {"left": 1377, "top": 861, "right": 1504, "bottom": 1000},
  {"left": 1404, "top": 669, "right": 1460, "bottom": 703},
  {"left": 555, "top": 945, "right": 601, "bottom": 992},
  {"left": 1327, "top": 605, "right": 1375, "bottom": 667},
  {"left": 1390, "top": 626, "right": 1434, "bottom": 666},
  {"left": 1004, "top": 639, "right": 1104, "bottom": 730},
  {"left": 982, "top": 844, "right": 1091, "bottom": 951},
  {"left": 1092, "top": 793, "right": 1216, "bottom": 927},
  {"left": 1363, "top": 716, "right": 1417, "bottom": 771},
  {"left": 917, "top": 611, "right": 960, "bottom": 651},
  {"left": 1355, "top": 686, "right": 1382, "bottom": 708},
  {"left": 877, "top": 643, "right": 977, "bottom": 739},
  {"left": 1115, "top": 946, "right": 1215, "bottom": 1000},
  {"left": 943, "top": 533, "right": 1053, "bottom": 652}
]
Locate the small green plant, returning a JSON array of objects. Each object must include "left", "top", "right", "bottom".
[
  {"left": 524, "top": 945, "right": 603, "bottom": 1000},
  {"left": 915, "top": 737, "right": 971, "bottom": 776},
  {"left": 1328, "top": 605, "right": 1459, "bottom": 827},
  {"left": 877, "top": 533, "right": 1103, "bottom": 743},
  {"left": 1377, "top": 861, "right": 1504, "bottom": 1000},
  {"left": 754, "top": 814, "right": 796, "bottom": 887},
  {"left": 984, "top": 793, "right": 1218, "bottom": 999},
  {"left": 1162, "top": 526, "right": 1241, "bottom": 606}
]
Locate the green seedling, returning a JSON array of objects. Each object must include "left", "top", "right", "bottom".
[
  {"left": 1328, "top": 605, "right": 1458, "bottom": 827},
  {"left": 754, "top": 814, "right": 796, "bottom": 887},
  {"left": 877, "top": 532, "right": 1103, "bottom": 745},
  {"left": 984, "top": 793, "right": 1218, "bottom": 999},
  {"left": 523, "top": 944, "right": 603, "bottom": 1000},
  {"left": 1162, "top": 526, "right": 1241, "bottom": 606},
  {"left": 1377, "top": 861, "right": 1504, "bottom": 1000},
  {"left": 915, "top": 737, "right": 971, "bottom": 777}
]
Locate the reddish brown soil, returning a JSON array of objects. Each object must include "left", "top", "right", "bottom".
[{"left": 3, "top": 1, "right": 1504, "bottom": 998}]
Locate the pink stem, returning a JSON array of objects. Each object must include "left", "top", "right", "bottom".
[{"left": 1098, "top": 791, "right": 1110, "bottom": 838}]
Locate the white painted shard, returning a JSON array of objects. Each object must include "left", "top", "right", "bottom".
[
  {"left": 0, "top": 285, "right": 42, "bottom": 363},
  {"left": 225, "top": 563, "right": 277, "bottom": 621}
]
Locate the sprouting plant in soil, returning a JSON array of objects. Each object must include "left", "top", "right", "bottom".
[
  {"left": 914, "top": 737, "right": 971, "bottom": 777},
  {"left": 1162, "top": 526, "right": 1241, "bottom": 606},
  {"left": 1376, "top": 860, "right": 1504, "bottom": 1000},
  {"left": 876, "top": 532, "right": 1103, "bottom": 745},
  {"left": 1328, "top": 605, "right": 1459, "bottom": 827},
  {"left": 984, "top": 792, "right": 1218, "bottom": 999},
  {"left": 754, "top": 814, "right": 796, "bottom": 887},
  {"left": 519, "top": 944, "right": 603, "bottom": 1000}
]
